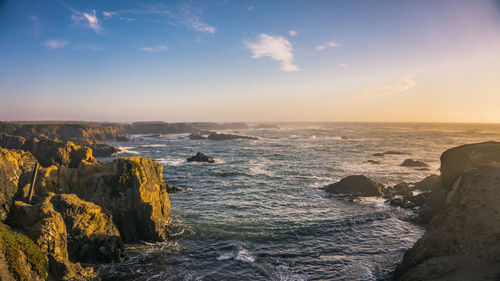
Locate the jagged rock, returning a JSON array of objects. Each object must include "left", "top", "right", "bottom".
[
  {"left": 188, "top": 132, "right": 206, "bottom": 140},
  {"left": 367, "top": 159, "right": 381, "bottom": 164},
  {"left": 400, "top": 159, "right": 429, "bottom": 167},
  {"left": 207, "top": 132, "right": 259, "bottom": 141},
  {"left": 6, "top": 196, "right": 98, "bottom": 280},
  {"left": 0, "top": 134, "right": 26, "bottom": 150},
  {"left": 50, "top": 194, "right": 124, "bottom": 263},
  {"left": 22, "top": 139, "right": 97, "bottom": 168},
  {"left": 0, "top": 148, "right": 37, "bottom": 221},
  {"left": 395, "top": 142, "right": 500, "bottom": 281},
  {"left": 383, "top": 182, "right": 413, "bottom": 198},
  {"left": 34, "top": 157, "right": 171, "bottom": 243},
  {"left": 187, "top": 152, "right": 215, "bottom": 163},
  {"left": 386, "top": 192, "right": 429, "bottom": 209},
  {"left": 324, "top": 175, "right": 384, "bottom": 197}
]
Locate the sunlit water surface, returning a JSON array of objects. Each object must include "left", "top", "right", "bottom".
[{"left": 95, "top": 123, "right": 500, "bottom": 281}]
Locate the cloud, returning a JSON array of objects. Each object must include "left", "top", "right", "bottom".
[
  {"left": 339, "top": 63, "right": 349, "bottom": 67},
  {"left": 245, "top": 34, "right": 299, "bottom": 72},
  {"left": 288, "top": 30, "right": 297, "bottom": 37},
  {"left": 140, "top": 45, "right": 168, "bottom": 53},
  {"left": 180, "top": 4, "right": 216, "bottom": 34},
  {"left": 59, "top": 1, "right": 102, "bottom": 33},
  {"left": 247, "top": 6, "right": 255, "bottom": 11},
  {"left": 316, "top": 41, "right": 339, "bottom": 50},
  {"left": 43, "top": 39, "right": 68, "bottom": 49},
  {"left": 353, "top": 74, "right": 416, "bottom": 99}
]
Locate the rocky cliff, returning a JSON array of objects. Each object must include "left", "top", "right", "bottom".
[{"left": 395, "top": 141, "right": 500, "bottom": 281}]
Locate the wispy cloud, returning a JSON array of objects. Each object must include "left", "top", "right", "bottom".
[
  {"left": 316, "top": 41, "right": 339, "bottom": 50},
  {"left": 245, "top": 34, "right": 299, "bottom": 72},
  {"left": 288, "top": 30, "right": 297, "bottom": 37},
  {"left": 247, "top": 6, "right": 255, "bottom": 11},
  {"left": 339, "top": 63, "right": 349, "bottom": 67},
  {"left": 139, "top": 45, "right": 168, "bottom": 53},
  {"left": 43, "top": 39, "right": 68, "bottom": 49},
  {"left": 180, "top": 4, "right": 216, "bottom": 34},
  {"left": 66, "top": 3, "right": 102, "bottom": 33},
  {"left": 353, "top": 75, "right": 416, "bottom": 99}
]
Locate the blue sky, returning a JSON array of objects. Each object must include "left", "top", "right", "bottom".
[{"left": 1, "top": 0, "right": 499, "bottom": 122}]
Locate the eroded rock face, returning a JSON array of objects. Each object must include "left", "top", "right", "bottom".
[
  {"left": 6, "top": 196, "right": 98, "bottom": 281},
  {"left": 22, "top": 139, "right": 96, "bottom": 168},
  {"left": 395, "top": 142, "right": 500, "bottom": 281},
  {"left": 50, "top": 194, "right": 124, "bottom": 263},
  {"left": 324, "top": 175, "right": 384, "bottom": 197},
  {"left": 0, "top": 148, "right": 37, "bottom": 221},
  {"left": 35, "top": 157, "right": 171, "bottom": 242}
]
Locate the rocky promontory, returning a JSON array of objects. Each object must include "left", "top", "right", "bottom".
[{"left": 395, "top": 141, "right": 500, "bottom": 280}]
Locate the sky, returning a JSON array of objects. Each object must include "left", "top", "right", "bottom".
[{"left": 1, "top": 0, "right": 500, "bottom": 123}]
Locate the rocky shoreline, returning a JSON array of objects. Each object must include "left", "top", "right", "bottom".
[{"left": 0, "top": 121, "right": 498, "bottom": 280}]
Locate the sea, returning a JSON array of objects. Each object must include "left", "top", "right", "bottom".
[{"left": 95, "top": 122, "right": 500, "bottom": 281}]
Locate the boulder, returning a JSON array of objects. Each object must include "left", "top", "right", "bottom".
[
  {"left": 324, "top": 175, "right": 384, "bottom": 197},
  {"left": 187, "top": 152, "right": 215, "bottom": 163},
  {"left": 50, "top": 194, "right": 124, "bottom": 263},
  {"left": 400, "top": 159, "right": 429, "bottom": 167},
  {"left": 386, "top": 192, "right": 429, "bottom": 209},
  {"left": 411, "top": 174, "right": 441, "bottom": 191},
  {"left": 207, "top": 132, "right": 259, "bottom": 141},
  {"left": 383, "top": 182, "right": 413, "bottom": 198},
  {"left": 367, "top": 159, "right": 381, "bottom": 164},
  {"left": 34, "top": 157, "right": 171, "bottom": 243}
]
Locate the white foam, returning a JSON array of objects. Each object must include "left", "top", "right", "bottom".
[
  {"left": 234, "top": 249, "right": 255, "bottom": 263},
  {"left": 357, "top": 197, "right": 390, "bottom": 208},
  {"left": 216, "top": 252, "right": 234, "bottom": 261},
  {"left": 141, "top": 144, "right": 168, "bottom": 148},
  {"left": 116, "top": 146, "right": 139, "bottom": 155},
  {"left": 157, "top": 158, "right": 185, "bottom": 166}
]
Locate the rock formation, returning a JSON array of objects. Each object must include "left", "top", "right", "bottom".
[
  {"left": 395, "top": 141, "right": 500, "bottom": 281},
  {"left": 324, "top": 175, "right": 384, "bottom": 197},
  {"left": 187, "top": 152, "right": 215, "bottom": 163},
  {"left": 400, "top": 159, "right": 429, "bottom": 168},
  {"left": 22, "top": 139, "right": 97, "bottom": 168},
  {"left": 207, "top": 132, "right": 259, "bottom": 141}
]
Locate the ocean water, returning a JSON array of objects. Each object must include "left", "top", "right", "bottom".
[{"left": 96, "top": 123, "right": 500, "bottom": 281}]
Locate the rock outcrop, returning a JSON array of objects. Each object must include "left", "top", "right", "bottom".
[
  {"left": 187, "top": 152, "right": 215, "bottom": 163},
  {"left": 34, "top": 157, "right": 171, "bottom": 242},
  {"left": 0, "top": 134, "right": 26, "bottom": 150},
  {"left": 0, "top": 148, "right": 37, "bottom": 221},
  {"left": 324, "top": 175, "right": 384, "bottom": 197},
  {"left": 6, "top": 196, "right": 98, "bottom": 280},
  {"left": 22, "top": 139, "right": 97, "bottom": 168},
  {"left": 188, "top": 132, "right": 207, "bottom": 140},
  {"left": 50, "top": 194, "right": 123, "bottom": 263},
  {"left": 400, "top": 159, "right": 429, "bottom": 168},
  {"left": 207, "top": 132, "right": 259, "bottom": 141},
  {"left": 395, "top": 141, "right": 500, "bottom": 281}
]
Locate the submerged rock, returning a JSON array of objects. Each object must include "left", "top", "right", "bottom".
[
  {"left": 400, "top": 159, "right": 429, "bottom": 167},
  {"left": 324, "top": 175, "right": 384, "bottom": 197},
  {"left": 207, "top": 132, "right": 259, "bottom": 141},
  {"left": 187, "top": 152, "right": 215, "bottom": 163},
  {"left": 188, "top": 132, "right": 207, "bottom": 140}
]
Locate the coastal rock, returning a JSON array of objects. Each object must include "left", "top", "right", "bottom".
[
  {"left": 0, "top": 134, "right": 26, "bottom": 150},
  {"left": 0, "top": 223, "right": 48, "bottom": 281},
  {"left": 383, "top": 182, "right": 413, "bottom": 198},
  {"left": 0, "top": 148, "right": 37, "bottom": 221},
  {"left": 188, "top": 132, "right": 207, "bottom": 140},
  {"left": 35, "top": 157, "right": 171, "bottom": 242},
  {"left": 50, "top": 194, "right": 124, "bottom": 263},
  {"left": 324, "top": 175, "right": 384, "bottom": 197},
  {"left": 207, "top": 132, "right": 259, "bottom": 141},
  {"left": 22, "top": 139, "right": 97, "bottom": 168},
  {"left": 187, "top": 152, "right": 215, "bottom": 163},
  {"left": 251, "top": 124, "right": 279, "bottom": 129},
  {"left": 367, "top": 159, "right": 381, "bottom": 164},
  {"left": 6, "top": 196, "right": 98, "bottom": 280},
  {"left": 383, "top": 151, "right": 409, "bottom": 155},
  {"left": 372, "top": 153, "right": 385, "bottom": 157},
  {"left": 395, "top": 142, "right": 500, "bottom": 280},
  {"left": 411, "top": 174, "right": 441, "bottom": 191},
  {"left": 386, "top": 192, "right": 429, "bottom": 209},
  {"left": 400, "top": 159, "right": 429, "bottom": 167}
]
